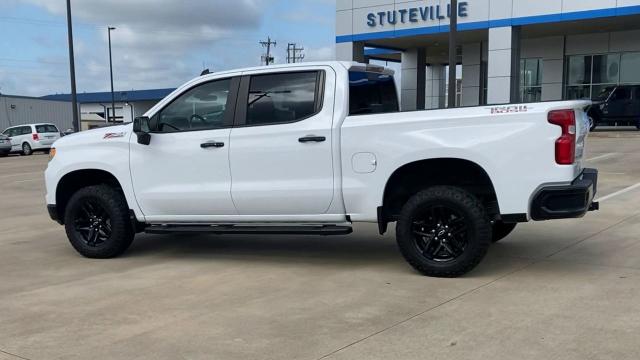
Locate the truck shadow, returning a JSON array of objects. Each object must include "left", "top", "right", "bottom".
[{"left": 124, "top": 228, "right": 515, "bottom": 277}]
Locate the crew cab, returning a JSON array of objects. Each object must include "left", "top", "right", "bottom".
[{"left": 45, "top": 62, "right": 598, "bottom": 277}]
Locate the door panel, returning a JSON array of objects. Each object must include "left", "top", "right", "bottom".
[
  {"left": 130, "top": 129, "right": 235, "bottom": 217},
  {"left": 230, "top": 69, "right": 336, "bottom": 215},
  {"left": 130, "top": 77, "right": 238, "bottom": 220}
]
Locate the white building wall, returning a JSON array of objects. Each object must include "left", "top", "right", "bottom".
[
  {"left": 487, "top": 27, "right": 514, "bottom": 104},
  {"left": 337, "top": 0, "right": 640, "bottom": 104},
  {"left": 81, "top": 100, "right": 158, "bottom": 124}
]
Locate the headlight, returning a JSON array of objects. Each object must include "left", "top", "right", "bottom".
[{"left": 49, "top": 147, "right": 56, "bottom": 161}]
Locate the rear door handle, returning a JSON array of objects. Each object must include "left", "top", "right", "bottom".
[
  {"left": 298, "top": 136, "right": 326, "bottom": 143},
  {"left": 201, "top": 141, "right": 225, "bottom": 149}
]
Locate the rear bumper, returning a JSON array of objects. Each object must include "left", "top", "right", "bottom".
[{"left": 530, "top": 168, "right": 599, "bottom": 221}]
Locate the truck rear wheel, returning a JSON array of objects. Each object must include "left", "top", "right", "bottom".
[
  {"left": 396, "top": 186, "right": 492, "bottom": 278},
  {"left": 492, "top": 221, "right": 517, "bottom": 243},
  {"left": 63, "top": 184, "right": 134, "bottom": 258}
]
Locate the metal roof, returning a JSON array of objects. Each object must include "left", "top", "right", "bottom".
[{"left": 41, "top": 88, "right": 176, "bottom": 104}]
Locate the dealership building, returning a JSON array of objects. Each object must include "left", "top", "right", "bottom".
[{"left": 336, "top": 0, "right": 640, "bottom": 110}]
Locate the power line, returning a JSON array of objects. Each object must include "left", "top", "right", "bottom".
[
  {"left": 286, "top": 43, "right": 305, "bottom": 64},
  {"left": 259, "top": 36, "right": 276, "bottom": 66}
]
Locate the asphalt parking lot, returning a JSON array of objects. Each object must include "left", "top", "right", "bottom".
[{"left": 1, "top": 130, "right": 640, "bottom": 360}]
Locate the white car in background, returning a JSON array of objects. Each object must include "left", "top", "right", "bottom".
[{"left": 2, "top": 123, "right": 61, "bottom": 155}]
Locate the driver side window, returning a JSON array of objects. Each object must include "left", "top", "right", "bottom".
[{"left": 155, "top": 78, "right": 232, "bottom": 133}]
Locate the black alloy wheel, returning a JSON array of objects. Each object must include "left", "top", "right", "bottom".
[
  {"left": 72, "top": 199, "right": 112, "bottom": 247},
  {"left": 396, "top": 186, "right": 492, "bottom": 277},
  {"left": 64, "top": 185, "right": 134, "bottom": 258},
  {"left": 411, "top": 205, "right": 468, "bottom": 262}
]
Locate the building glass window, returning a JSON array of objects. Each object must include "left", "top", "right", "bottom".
[
  {"left": 621, "top": 52, "right": 640, "bottom": 84},
  {"left": 566, "top": 54, "right": 628, "bottom": 100},
  {"left": 520, "top": 58, "right": 542, "bottom": 102}
]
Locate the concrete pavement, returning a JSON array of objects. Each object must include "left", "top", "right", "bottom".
[{"left": 1, "top": 132, "right": 639, "bottom": 359}]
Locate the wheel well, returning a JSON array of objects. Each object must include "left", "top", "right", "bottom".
[
  {"left": 381, "top": 158, "right": 499, "bottom": 222},
  {"left": 55, "top": 169, "right": 124, "bottom": 224}
]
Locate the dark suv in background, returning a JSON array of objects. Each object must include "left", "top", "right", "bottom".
[{"left": 587, "top": 85, "right": 640, "bottom": 131}]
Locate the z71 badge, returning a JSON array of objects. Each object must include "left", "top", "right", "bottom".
[{"left": 103, "top": 132, "right": 126, "bottom": 139}]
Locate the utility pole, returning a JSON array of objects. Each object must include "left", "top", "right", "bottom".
[
  {"left": 108, "top": 26, "right": 116, "bottom": 122},
  {"left": 260, "top": 37, "right": 276, "bottom": 66},
  {"left": 286, "top": 43, "right": 305, "bottom": 64},
  {"left": 65, "top": 0, "right": 80, "bottom": 132},
  {"left": 447, "top": 0, "right": 458, "bottom": 108}
]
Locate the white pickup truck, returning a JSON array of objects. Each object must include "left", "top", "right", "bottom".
[{"left": 45, "top": 62, "right": 598, "bottom": 277}]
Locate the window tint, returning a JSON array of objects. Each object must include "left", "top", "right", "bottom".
[
  {"left": 349, "top": 71, "right": 399, "bottom": 115},
  {"left": 246, "top": 71, "right": 319, "bottom": 126},
  {"left": 36, "top": 125, "right": 59, "bottom": 133},
  {"left": 19, "top": 126, "right": 32, "bottom": 135},
  {"left": 157, "top": 79, "right": 231, "bottom": 133}
]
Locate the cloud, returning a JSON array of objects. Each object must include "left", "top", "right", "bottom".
[
  {"left": 13, "top": 0, "right": 268, "bottom": 94},
  {"left": 304, "top": 45, "right": 336, "bottom": 62}
]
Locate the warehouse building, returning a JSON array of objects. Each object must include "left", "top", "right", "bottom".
[
  {"left": 336, "top": 1, "right": 640, "bottom": 110},
  {"left": 0, "top": 94, "right": 73, "bottom": 132},
  {"left": 42, "top": 88, "right": 174, "bottom": 129}
]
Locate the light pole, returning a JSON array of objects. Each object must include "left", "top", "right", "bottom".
[
  {"left": 66, "top": 0, "right": 80, "bottom": 132},
  {"left": 108, "top": 26, "right": 116, "bottom": 122}
]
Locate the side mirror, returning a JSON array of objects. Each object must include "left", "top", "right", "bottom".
[{"left": 133, "top": 116, "right": 151, "bottom": 145}]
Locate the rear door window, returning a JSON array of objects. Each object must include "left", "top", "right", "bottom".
[
  {"left": 245, "top": 71, "right": 321, "bottom": 126},
  {"left": 20, "top": 126, "right": 32, "bottom": 135},
  {"left": 36, "top": 125, "right": 59, "bottom": 133},
  {"left": 349, "top": 71, "right": 399, "bottom": 116}
]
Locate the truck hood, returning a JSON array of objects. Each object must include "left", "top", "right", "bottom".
[{"left": 53, "top": 124, "right": 132, "bottom": 149}]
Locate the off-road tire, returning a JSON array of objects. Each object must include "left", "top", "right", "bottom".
[
  {"left": 396, "top": 186, "right": 492, "bottom": 278},
  {"left": 64, "top": 185, "right": 134, "bottom": 258}
]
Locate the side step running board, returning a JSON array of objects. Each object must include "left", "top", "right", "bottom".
[{"left": 145, "top": 224, "right": 353, "bottom": 236}]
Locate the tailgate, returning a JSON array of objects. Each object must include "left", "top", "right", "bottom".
[{"left": 574, "top": 105, "right": 590, "bottom": 163}]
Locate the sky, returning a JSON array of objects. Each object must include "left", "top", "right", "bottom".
[{"left": 0, "top": 0, "right": 337, "bottom": 96}]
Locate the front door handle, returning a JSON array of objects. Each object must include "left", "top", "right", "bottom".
[
  {"left": 298, "top": 136, "right": 326, "bottom": 143},
  {"left": 201, "top": 141, "right": 225, "bottom": 149}
]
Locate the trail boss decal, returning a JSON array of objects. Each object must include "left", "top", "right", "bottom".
[
  {"left": 103, "top": 132, "right": 126, "bottom": 139},
  {"left": 490, "top": 105, "right": 529, "bottom": 114}
]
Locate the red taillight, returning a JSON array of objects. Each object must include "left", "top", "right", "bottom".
[
  {"left": 32, "top": 133, "right": 39, "bottom": 141},
  {"left": 548, "top": 110, "right": 576, "bottom": 165}
]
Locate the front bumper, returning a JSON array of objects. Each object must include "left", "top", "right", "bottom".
[{"left": 531, "top": 168, "right": 599, "bottom": 221}]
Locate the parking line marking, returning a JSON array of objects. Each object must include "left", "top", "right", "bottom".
[
  {"left": 13, "top": 179, "right": 40, "bottom": 183},
  {"left": 586, "top": 153, "right": 618, "bottom": 162},
  {"left": 596, "top": 182, "right": 640, "bottom": 202},
  {"left": 0, "top": 171, "right": 42, "bottom": 179}
]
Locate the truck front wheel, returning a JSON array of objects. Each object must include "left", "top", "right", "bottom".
[
  {"left": 396, "top": 186, "right": 492, "bottom": 278},
  {"left": 63, "top": 184, "right": 134, "bottom": 258}
]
